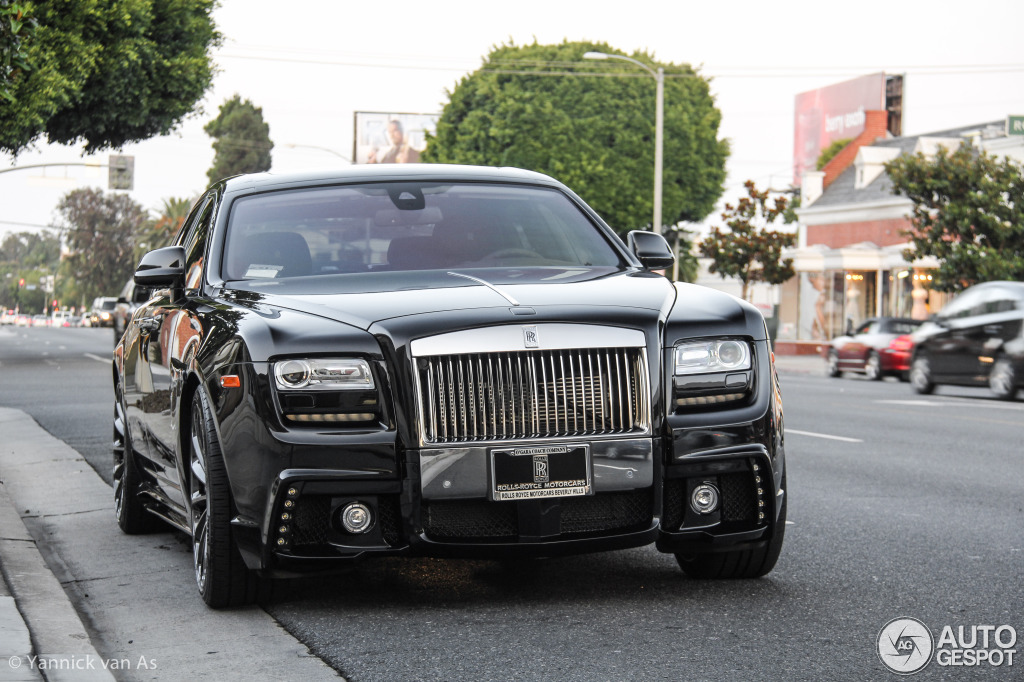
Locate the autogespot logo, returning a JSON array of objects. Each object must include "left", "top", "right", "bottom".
[{"left": 878, "top": 617, "right": 934, "bottom": 675}]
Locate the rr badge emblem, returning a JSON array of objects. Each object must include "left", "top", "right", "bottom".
[
  {"left": 533, "top": 455, "right": 549, "bottom": 483},
  {"left": 523, "top": 325, "right": 539, "bottom": 348}
]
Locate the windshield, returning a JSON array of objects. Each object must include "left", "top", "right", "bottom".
[{"left": 221, "top": 182, "right": 625, "bottom": 281}]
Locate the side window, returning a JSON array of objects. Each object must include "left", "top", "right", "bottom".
[{"left": 178, "top": 195, "right": 216, "bottom": 293}]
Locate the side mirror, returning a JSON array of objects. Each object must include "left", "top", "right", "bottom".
[
  {"left": 135, "top": 246, "right": 186, "bottom": 288},
  {"left": 627, "top": 230, "right": 675, "bottom": 270}
]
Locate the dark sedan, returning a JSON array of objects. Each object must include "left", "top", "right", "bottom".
[
  {"left": 910, "top": 280, "right": 1024, "bottom": 400},
  {"left": 827, "top": 317, "right": 922, "bottom": 381},
  {"left": 113, "top": 165, "right": 786, "bottom": 607}
]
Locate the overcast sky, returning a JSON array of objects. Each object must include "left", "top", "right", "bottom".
[{"left": 2, "top": 0, "right": 1022, "bottom": 240}]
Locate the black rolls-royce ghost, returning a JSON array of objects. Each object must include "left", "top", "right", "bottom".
[{"left": 113, "top": 165, "right": 787, "bottom": 607}]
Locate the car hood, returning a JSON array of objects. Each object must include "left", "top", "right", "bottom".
[{"left": 226, "top": 267, "right": 675, "bottom": 331}]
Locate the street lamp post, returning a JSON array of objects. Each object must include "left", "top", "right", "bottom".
[{"left": 583, "top": 51, "right": 664, "bottom": 234}]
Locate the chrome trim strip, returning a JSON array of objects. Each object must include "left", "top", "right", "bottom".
[
  {"left": 446, "top": 271, "right": 521, "bottom": 306},
  {"left": 410, "top": 323, "right": 646, "bottom": 357}
]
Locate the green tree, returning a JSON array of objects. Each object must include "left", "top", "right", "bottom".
[
  {"left": 0, "top": 0, "right": 37, "bottom": 103},
  {"left": 886, "top": 144, "right": 1024, "bottom": 292},
  {"left": 663, "top": 225, "right": 700, "bottom": 283},
  {"left": 423, "top": 40, "right": 728, "bottom": 233},
  {"left": 816, "top": 138, "right": 852, "bottom": 170},
  {"left": 139, "top": 195, "right": 195, "bottom": 251},
  {"left": 1, "top": 0, "right": 219, "bottom": 155},
  {"left": 699, "top": 180, "right": 796, "bottom": 301},
  {"left": 57, "top": 187, "right": 148, "bottom": 303},
  {"left": 0, "top": 230, "right": 60, "bottom": 312},
  {"left": 205, "top": 95, "right": 273, "bottom": 185}
]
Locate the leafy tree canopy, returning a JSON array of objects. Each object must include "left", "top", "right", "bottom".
[
  {"left": 0, "top": 0, "right": 219, "bottom": 155},
  {"left": 205, "top": 94, "right": 273, "bottom": 185},
  {"left": 423, "top": 40, "right": 729, "bottom": 233},
  {"left": 699, "top": 180, "right": 796, "bottom": 301},
  {"left": 816, "top": 137, "right": 852, "bottom": 170},
  {"left": 0, "top": 0, "right": 37, "bottom": 103},
  {"left": 886, "top": 144, "right": 1024, "bottom": 292},
  {"left": 57, "top": 187, "right": 148, "bottom": 303}
]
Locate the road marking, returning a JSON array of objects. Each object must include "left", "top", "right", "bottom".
[
  {"left": 877, "top": 398, "right": 1024, "bottom": 412},
  {"left": 787, "top": 429, "right": 863, "bottom": 443},
  {"left": 876, "top": 399, "right": 945, "bottom": 407},
  {"left": 84, "top": 353, "right": 111, "bottom": 364}
]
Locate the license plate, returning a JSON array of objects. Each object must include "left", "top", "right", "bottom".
[{"left": 490, "top": 444, "right": 591, "bottom": 501}]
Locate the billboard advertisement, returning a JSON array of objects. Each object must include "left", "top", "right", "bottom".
[
  {"left": 353, "top": 112, "right": 438, "bottom": 164},
  {"left": 793, "top": 73, "right": 887, "bottom": 185}
]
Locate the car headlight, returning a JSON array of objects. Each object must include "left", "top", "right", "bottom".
[
  {"left": 274, "top": 358, "right": 375, "bottom": 391},
  {"left": 675, "top": 339, "right": 751, "bottom": 375}
]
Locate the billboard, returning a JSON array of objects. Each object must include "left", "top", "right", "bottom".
[
  {"left": 353, "top": 112, "right": 438, "bottom": 164},
  {"left": 793, "top": 73, "right": 887, "bottom": 185}
]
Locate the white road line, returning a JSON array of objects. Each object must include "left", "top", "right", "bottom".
[
  {"left": 787, "top": 429, "right": 863, "bottom": 443},
  {"left": 84, "top": 353, "right": 111, "bottom": 364}
]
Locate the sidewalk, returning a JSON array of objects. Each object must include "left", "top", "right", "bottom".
[
  {"left": 0, "top": 408, "right": 339, "bottom": 681},
  {"left": 772, "top": 352, "right": 826, "bottom": 377}
]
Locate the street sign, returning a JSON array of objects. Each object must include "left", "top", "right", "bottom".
[
  {"left": 1007, "top": 115, "right": 1024, "bottom": 136},
  {"left": 108, "top": 154, "right": 135, "bottom": 190}
]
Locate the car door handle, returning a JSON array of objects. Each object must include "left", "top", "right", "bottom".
[{"left": 138, "top": 316, "right": 161, "bottom": 333}]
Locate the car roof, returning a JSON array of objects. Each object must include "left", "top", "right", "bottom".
[{"left": 219, "top": 164, "right": 564, "bottom": 195}]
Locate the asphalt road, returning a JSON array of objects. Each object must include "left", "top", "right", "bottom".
[{"left": 1, "top": 325, "right": 1021, "bottom": 680}]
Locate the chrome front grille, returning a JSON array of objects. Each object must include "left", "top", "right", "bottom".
[{"left": 417, "top": 347, "right": 650, "bottom": 444}]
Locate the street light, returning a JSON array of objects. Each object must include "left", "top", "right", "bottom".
[{"left": 583, "top": 51, "right": 664, "bottom": 234}]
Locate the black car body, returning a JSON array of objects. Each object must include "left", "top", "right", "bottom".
[
  {"left": 910, "top": 280, "right": 1024, "bottom": 400},
  {"left": 827, "top": 317, "right": 922, "bottom": 381},
  {"left": 112, "top": 165, "right": 787, "bottom": 607}
]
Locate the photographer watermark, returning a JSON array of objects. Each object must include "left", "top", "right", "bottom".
[
  {"left": 7, "top": 654, "right": 157, "bottom": 672},
  {"left": 877, "top": 617, "right": 1017, "bottom": 675}
]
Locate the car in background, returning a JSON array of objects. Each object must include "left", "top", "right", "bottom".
[
  {"left": 827, "top": 317, "right": 923, "bottom": 381},
  {"left": 31, "top": 314, "right": 49, "bottom": 327},
  {"left": 113, "top": 165, "right": 787, "bottom": 608},
  {"left": 1, "top": 309, "right": 16, "bottom": 325},
  {"left": 910, "top": 281, "right": 1024, "bottom": 400},
  {"left": 113, "top": 279, "right": 152, "bottom": 345},
  {"left": 90, "top": 297, "right": 118, "bottom": 327}
]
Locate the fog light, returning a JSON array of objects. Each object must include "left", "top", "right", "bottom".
[
  {"left": 340, "top": 502, "right": 373, "bottom": 534},
  {"left": 690, "top": 483, "right": 720, "bottom": 515}
]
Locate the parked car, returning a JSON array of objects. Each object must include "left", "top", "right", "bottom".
[
  {"left": 90, "top": 297, "right": 118, "bottom": 327},
  {"left": 113, "top": 278, "right": 152, "bottom": 345},
  {"left": 826, "top": 317, "right": 923, "bottom": 381},
  {"left": 114, "top": 165, "right": 787, "bottom": 608},
  {"left": 0, "top": 309, "right": 16, "bottom": 325},
  {"left": 31, "top": 314, "right": 49, "bottom": 327},
  {"left": 910, "top": 281, "right": 1024, "bottom": 400}
]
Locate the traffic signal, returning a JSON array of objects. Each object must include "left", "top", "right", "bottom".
[{"left": 18, "top": 278, "right": 24, "bottom": 287}]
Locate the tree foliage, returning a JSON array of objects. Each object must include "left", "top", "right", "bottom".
[
  {"left": 0, "top": 0, "right": 219, "bottom": 155},
  {"left": 423, "top": 40, "right": 729, "bottom": 233},
  {"left": 886, "top": 144, "right": 1024, "bottom": 292},
  {"left": 699, "top": 180, "right": 796, "bottom": 301},
  {"left": 57, "top": 187, "right": 148, "bottom": 303},
  {"left": 0, "top": 0, "right": 37, "bottom": 103},
  {"left": 205, "top": 94, "right": 273, "bottom": 185},
  {"left": 816, "top": 138, "right": 852, "bottom": 170}
]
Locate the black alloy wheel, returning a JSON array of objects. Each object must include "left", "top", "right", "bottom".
[
  {"left": 675, "top": 475, "right": 787, "bottom": 579},
  {"left": 113, "top": 391, "right": 161, "bottom": 534},
  {"left": 827, "top": 350, "right": 842, "bottom": 378},
  {"left": 910, "top": 354, "right": 935, "bottom": 395},
  {"left": 989, "top": 357, "right": 1018, "bottom": 401},
  {"left": 865, "top": 351, "right": 882, "bottom": 381},
  {"left": 189, "top": 390, "right": 260, "bottom": 608}
]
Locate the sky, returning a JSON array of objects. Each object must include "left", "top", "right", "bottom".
[{"left": 2, "top": 0, "right": 1023, "bottom": 241}]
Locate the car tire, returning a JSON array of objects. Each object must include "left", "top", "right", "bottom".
[
  {"left": 113, "top": 393, "right": 161, "bottom": 534},
  {"left": 910, "top": 354, "right": 935, "bottom": 395},
  {"left": 675, "top": 476, "right": 787, "bottom": 580},
  {"left": 827, "top": 350, "right": 842, "bottom": 378},
  {"left": 189, "top": 390, "right": 261, "bottom": 608},
  {"left": 989, "top": 357, "right": 1018, "bottom": 401},
  {"left": 864, "top": 351, "right": 882, "bottom": 381}
]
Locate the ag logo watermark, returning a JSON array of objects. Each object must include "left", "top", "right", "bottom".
[
  {"left": 877, "top": 617, "right": 1018, "bottom": 675},
  {"left": 878, "top": 618, "right": 934, "bottom": 675}
]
